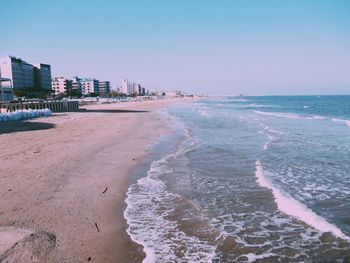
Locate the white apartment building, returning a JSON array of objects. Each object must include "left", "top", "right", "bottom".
[
  {"left": 71, "top": 76, "right": 82, "bottom": 94},
  {"left": 121, "top": 78, "right": 132, "bottom": 95},
  {"left": 121, "top": 78, "right": 145, "bottom": 95},
  {"left": 51, "top": 77, "right": 72, "bottom": 95},
  {"left": 81, "top": 78, "right": 99, "bottom": 95}
]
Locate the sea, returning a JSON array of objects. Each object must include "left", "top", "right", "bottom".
[{"left": 124, "top": 95, "right": 350, "bottom": 262}]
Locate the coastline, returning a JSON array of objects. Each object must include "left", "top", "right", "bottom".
[{"left": 0, "top": 98, "right": 192, "bottom": 262}]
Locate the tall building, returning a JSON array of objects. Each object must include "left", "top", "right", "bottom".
[
  {"left": 133, "top": 82, "right": 140, "bottom": 95},
  {"left": 0, "top": 56, "right": 34, "bottom": 89},
  {"left": 121, "top": 78, "right": 131, "bottom": 94},
  {"left": 81, "top": 78, "right": 99, "bottom": 95},
  {"left": 0, "top": 56, "right": 52, "bottom": 91},
  {"left": 99, "top": 81, "right": 110, "bottom": 97},
  {"left": 71, "top": 76, "right": 82, "bottom": 95},
  {"left": 135, "top": 83, "right": 146, "bottom": 95},
  {"left": 34, "top": 64, "right": 52, "bottom": 90},
  {"left": 121, "top": 78, "right": 144, "bottom": 95},
  {"left": 51, "top": 77, "right": 72, "bottom": 95}
]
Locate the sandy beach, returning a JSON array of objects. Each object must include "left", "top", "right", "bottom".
[{"left": 0, "top": 98, "right": 190, "bottom": 262}]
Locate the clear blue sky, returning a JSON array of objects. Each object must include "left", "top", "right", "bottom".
[{"left": 1, "top": 0, "right": 350, "bottom": 95}]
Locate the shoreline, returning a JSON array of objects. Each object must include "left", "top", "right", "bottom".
[
  {"left": 0, "top": 98, "right": 192, "bottom": 262},
  {"left": 123, "top": 117, "right": 186, "bottom": 263}
]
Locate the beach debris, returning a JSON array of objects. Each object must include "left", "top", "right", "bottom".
[
  {"left": 132, "top": 158, "right": 136, "bottom": 161},
  {"left": 88, "top": 256, "right": 92, "bottom": 261},
  {"left": 102, "top": 187, "right": 108, "bottom": 194},
  {"left": 94, "top": 223, "right": 100, "bottom": 232}
]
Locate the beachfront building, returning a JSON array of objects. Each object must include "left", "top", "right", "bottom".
[
  {"left": 121, "top": 78, "right": 127, "bottom": 94},
  {"left": 121, "top": 78, "right": 132, "bottom": 95},
  {"left": 99, "top": 81, "right": 110, "bottom": 97},
  {"left": 156, "top": 90, "right": 185, "bottom": 97},
  {"left": 34, "top": 63, "right": 52, "bottom": 90},
  {"left": 0, "top": 56, "right": 52, "bottom": 93},
  {"left": 71, "top": 76, "right": 82, "bottom": 96},
  {"left": 81, "top": 78, "right": 99, "bottom": 95},
  {"left": 0, "top": 77, "right": 13, "bottom": 101},
  {"left": 0, "top": 56, "right": 35, "bottom": 89},
  {"left": 51, "top": 77, "right": 72, "bottom": 96},
  {"left": 121, "top": 78, "right": 146, "bottom": 95},
  {"left": 133, "top": 82, "right": 141, "bottom": 95},
  {"left": 162, "top": 91, "right": 184, "bottom": 97}
]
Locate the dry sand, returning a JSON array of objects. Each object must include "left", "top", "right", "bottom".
[{"left": 0, "top": 98, "right": 191, "bottom": 262}]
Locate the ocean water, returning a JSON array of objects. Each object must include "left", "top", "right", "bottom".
[{"left": 125, "top": 95, "right": 350, "bottom": 262}]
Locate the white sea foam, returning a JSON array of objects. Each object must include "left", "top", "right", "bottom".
[
  {"left": 254, "top": 110, "right": 302, "bottom": 119},
  {"left": 255, "top": 160, "right": 348, "bottom": 239},
  {"left": 231, "top": 98, "right": 250, "bottom": 102},
  {"left": 258, "top": 122, "right": 283, "bottom": 150},
  {"left": 263, "top": 134, "right": 274, "bottom": 150},
  {"left": 198, "top": 109, "right": 212, "bottom": 118},
  {"left": 332, "top": 118, "right": 350, "bottom": 127},
  {"left": 244, "top": 103, "right": 277, "bottom": 108},
  {"left": 263, "top": 142, "right": 269, "bottom": 150},
  {"left": 268, "top": 128, "right": 284, "bottom": 135},
  {"left": 243, "top": 252, "right": 277, "bottom": 262},
  {"left": 192, "top": 105, "right": 212, "bottom": 118},
  {"left": 255, "top": 110, "right": 331, "bottom": 123},
  {"left": 305, "top": 115, "right": 327, "bottom": 120},
  {"left": 244, "top": 103, "right": 266, "bottom": 108},
  {"left": 124, "top": 130, "right": 216, "bottom": 262}
]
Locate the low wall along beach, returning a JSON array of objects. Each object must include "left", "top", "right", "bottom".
[{"left": 0, "top": 100, "right": 79, "bottom": 113}]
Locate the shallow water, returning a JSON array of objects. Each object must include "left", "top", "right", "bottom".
[{"left": 125, "top": 96, "right": 350, "bottom": 262}]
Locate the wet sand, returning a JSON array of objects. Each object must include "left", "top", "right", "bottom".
[{"left": 0, "top": 98, "right": 191, "bottom": 262}]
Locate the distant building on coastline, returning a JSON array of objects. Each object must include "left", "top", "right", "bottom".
[
  {"left": 121, "top": 78, "right": 146, "bottom": 95},
  {"left": 158, "top": 90, "right": 185, "bottom": 97},
  {"left": 51, "top": 77, "right": 72, "bottom": 96},
  {"left": 0, "top": 56, "right": 35, "bottom": 89},
  {"left": 71, "top": 76, "right": 82, "bottom": 96},
  {"left": 99, "top": 81, "right": 110, "bottom": 97},
  {"left": 60, "top": 76, "right": 103, "bottom": 97},
  {"left": 81, "top": 78, "right": 99, "bottom": 95},
  {"left": 121, "top": 78, "right": 132, "bottom": 95},
  {"left": 34, "top": 63, "right": 52, "bottom": 90},
  {"left": 52, "top": 75, "right": 105, "bottom": 98},
  {"left": 0, "top": 56, "right": 52, "bottom": 91}
]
